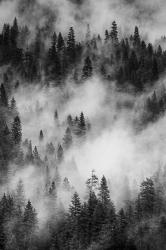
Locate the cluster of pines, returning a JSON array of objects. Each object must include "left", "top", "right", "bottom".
[
  {"left": 0, "top": 83, "right": 21, "bottom": 169},
  {"left": 0, "top": 18, "right": 165, "bottom": 88},
  {"left": 1, "top": 168, "right": 166, "bottom": 250},
  {"left": 0, "top": 18, "right": 166, "bottom": 129},
  {"left": 0, "top": 70, "right": 90, "bottom": 176}
]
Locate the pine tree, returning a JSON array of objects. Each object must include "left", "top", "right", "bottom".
[
  {"left": 147, "top": 43, "right": 153, "bottom": 57},
  {"left": 105, "top": 30, "right": 109, "bottom": 42},
  {"left": 57, "top": 32, "right": 65, "bottom": 52},
  {"left": 57, "top": 144, "right": 64, "bottom": 163},
  {"left": 67, "top": 27, "right": 76, "bottom": 64},
  {"left": 82, "top": 56, "right": 93, "bottom": 80},
  {"left": 78, "top": 112, "right": 86, "bottom": 137},
  {"left": 110, "top": 21, "right": 118, "bottom": 44},
  {"left": 11, "top": 116, "right": 22, "bottom": 145},
  {"left": 10, "top": 17, "right": 19, "bottom": 47},
  {"left": 86, "top": 170, "right": 99, "bottom": 192},
  {"left": 139, "top": 178, "right": 155, "bottom": 217},
  {"left": 49, "top": 181, "right": 57, "bottom": 197},
  {"left": 86, "top": 191, "right": 98, "bottom": 243},
  {"left": 157, "top": 45, "right": 162, "bottom": 56},
  {"left": 98, "top": 176, "right": 110, "bottom": 207},
  {"left": 133, "top": 26, "right": 140, "bottom": 46},
  {"left": 69, "top": 192, "right": 81, "bottom": 218},
  {"left": 117, "top": 208, "right": 128, "bottom": 247},
  {"left": 10, "top": 97, "right": 17, "bottom": 112},
  {"left": 33, "top": 146, "right": 40, "bottom": 161},
  {"left": 23, "top": 200, "right": 37, "bottom": 242},
  {"left": 54, "top": 110, "right": 58, "bottom": 120},
  {"left": 39, "top": 130, "right": 44, "bottom": 141},
  {"left": 0, "top": 84, "right": 8, "bottom": 107}
]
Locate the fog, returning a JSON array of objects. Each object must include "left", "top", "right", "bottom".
[
  {"left": 0, "top": 0, "right": 166, "bottom": 42},
  {"left": 1, "top": 74, "right": 163, "bottom": 222}
]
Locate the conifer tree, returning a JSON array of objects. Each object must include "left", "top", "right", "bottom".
[
  {"left": 11, "top": 116, "right": 22, "bottom": 145},
  {"left": 23, "top": 200, "right": 37, "bottom": 241},
  {"left": 57, "top": 144, "right": 64, "bottom": 163},
  {"left": 54, "top": 110, "right": 58, "bottom": 120},
  {"left": 49, "top": 181, "right": 57, "bottom": 197},
  {"left": 110, "top": 21, "right": 118, "bottom": 44},
  {"left": 10, "top": 17, "right": 19, "bottom": 47},
  {"left": 86, "top": 170, "right": 99, "bottom": 192},
  {"left": 157, "top": 45, "right": 162, "bottom": 56},
  {"left": 33, "top": 146, "right": 40, "bottom": 160},
  {"left": 105, "top": 30, "right": 109, "bottom": 42},
  {"left": 98, "top": 176, "right": 110, "bottom": 207},
  {"left": 0, "top": 84, "right": 8, "bottom": 107},
  {"left": 39, "top": 130, "right": 44, "bottom": 141},
  {"left": 79, "top": 112, "right": 86, "bottom": 136},
  {"left": 82, "top": 56, "right": 93, "bottom": 80},
  {"left": 139, "top": 178, "right": 155, "bottom": 217},
  {"left": 69, "top": 192, "right": 81, "bottom": 218},
  {"left": 67, "top": 27, "right": 76, "bottom": 64},
  {"left": 133, "top": 26, "right": 140, "bottom": 46},
  {"left": 10, "top": 97, "right": 17, "bottom": 112},
  {"left": 57, "top": 32, "right": 65, "bottom": 52},
  {"left": 147, "top": 43, "right": 153, "bottom": 56}
]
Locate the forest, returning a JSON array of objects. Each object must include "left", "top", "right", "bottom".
[{"left": 0, "top": 0, "right": 166, "bottom": 249}]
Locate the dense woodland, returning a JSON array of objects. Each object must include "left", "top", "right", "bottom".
[{"left": 0, "top": 15, "right": 166, "bottom": 250}]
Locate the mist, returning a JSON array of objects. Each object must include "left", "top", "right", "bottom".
[
  {"left": 0, "top": 0, "right": 166, "bottom": 249},
  {"left": 0, "top": 0, "right": 166, "bottom": 42},
  {"left": 4, "top": 75, "right": 165, "bottom": 217}
]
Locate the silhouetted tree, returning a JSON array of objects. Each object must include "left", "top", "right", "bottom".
[
  {"left": 82, "top": 56, "right": 93, "bottom": 80},
  {"left": 11, "top": 116, "right": 22, "bottom": 145},
  {"left": 0, "top": 84, "right": 8, "bottom": 107},
  {"left": 110, "top": 21, "right": 118, "bottom": 44},
  {"left": 67, "top": 27, "right": 76, "bottom": 64},
  {"left": 39, "top": 130, "right": 44, "bottom": 141}
]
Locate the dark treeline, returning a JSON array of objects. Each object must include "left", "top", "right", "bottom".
[
  {"left": 1, "top": 169, "right": 166, "bottom": 250},
  {"left": 48, "top": 170, "right": 166, "bottom": 250},
  {"left": 0, "top": 18, "right": 165, "bottom": 88},
  {"left": 0, "top": 19, "right": 166, "bottom": 127}
]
